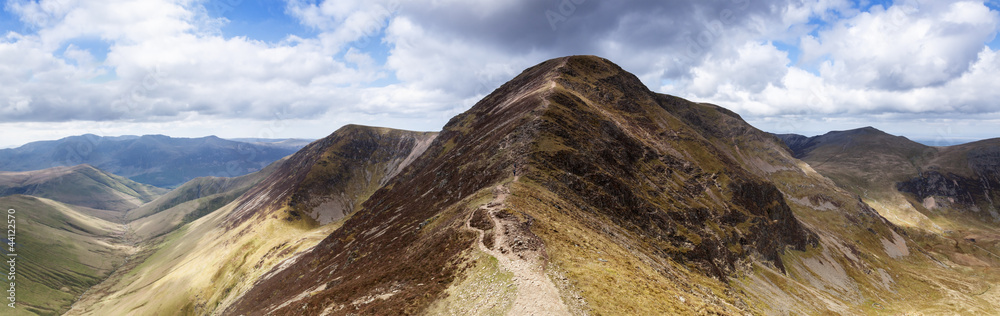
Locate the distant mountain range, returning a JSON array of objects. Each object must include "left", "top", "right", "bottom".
[{"left": 0, "top": 134, "right": 310, "bottom": 188}]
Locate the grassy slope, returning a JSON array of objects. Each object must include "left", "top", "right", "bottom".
[
  {"left": 64, "top": 199, "right": 344, "bottom": 316},
  {"left": 125, "top": 159, "right": 284, "bottom": 240},
  {"left": 0, "top": 195, "right": 130, "bottom": 316},
  {"left": 0, "top": 165, "right": 166, "bottom": 216},
  {"left": 507, "top": 179, "right": 745, "bottom": 315}
]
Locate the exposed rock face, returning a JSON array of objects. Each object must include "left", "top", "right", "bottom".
[
  {"left": 897, "top": 171, "right": 976, "bottom": 204},
  {"left": 897, "top": 169, "right": 1000, "bottom": 220},
  {"left": 969, "top": 144, "right": 1000, "bottom": 185}
]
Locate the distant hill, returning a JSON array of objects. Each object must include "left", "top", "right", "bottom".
[
  {"left": 0, "top": 134, "right": 307, "bottom": 188},
  {"left": 774, "top": 127, "right": 1000, "bottom": 224},
  {"left": 0, "top": 164, "right": 166, "bottom": 215}
]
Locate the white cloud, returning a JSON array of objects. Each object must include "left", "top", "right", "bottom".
[
  {"left": 1, "top": 0, "right": 402, "bottom": 124},
  {"left": 679, "top": 41, "right": 791, "bottom": 97},
  {"left": 683, "top": 44, "right": 1000, "bottom": 120},
  {"left": 802, "top": 1, "right": 999, "bottom": 90},
  {"left": 2, "top": 0, "right": 1000, "bottom": 147},
  {"left": 661, "top": 0, "right": 1000, "bottom": 138}
]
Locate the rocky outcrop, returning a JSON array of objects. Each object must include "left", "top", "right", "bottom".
[{"left": 897, "top": 171, "right": 978, "bottom": 204}]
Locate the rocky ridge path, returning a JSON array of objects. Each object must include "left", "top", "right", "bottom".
[{"left": 466, "top": 182, "right": 571, "bottom": 316}]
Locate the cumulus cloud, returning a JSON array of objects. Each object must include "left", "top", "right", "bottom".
[
  {"left": 0, "top": 0, "right": 394, "bottom": 123},
  {"left": 801, "top": 1, "right": 999, "bottom": 90},
  {"left": 664, "top": 0, "right": 1000, "bottom": 138},
  {"left": 1, "top": 0, "right": 999, "bottom": 147}
]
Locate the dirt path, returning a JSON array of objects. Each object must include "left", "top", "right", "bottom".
[{"left": 467, "top": 183, "right": 570, "bottom": 316}]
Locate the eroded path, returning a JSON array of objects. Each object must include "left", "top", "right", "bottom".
[{"left": 467, "top": 182, "right": 571, "bottom": 316}]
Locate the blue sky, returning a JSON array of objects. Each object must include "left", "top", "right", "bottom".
[
  {"left": 1, "top": 0, "right": 999, "bottom": 148},
  {"left": 211, "top": 0, "right": 314, "bottom": 43}
]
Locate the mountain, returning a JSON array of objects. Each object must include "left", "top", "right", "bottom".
[
  {"left": 213, "top": 56, "right": 999, "bottom": 315},
  {"left": 0, "top": 164, "right": 166, "bottom": 216},
  {"left": 1, "top": 195, "right": 132, "bottom": 316},
  {"left": 59, "top": 56, "right": 1000, "bottom": 315},
  {"left": 0, "top": 134, "right": 306, "bottom": 188},
  {"left": 775, "top": 128, "right": 1000, "bottom": 227},
  {"left": 65, "top": 126, "right": 437, "bottom": 315},
  {"left": 775, "top": 128, "right": 1000, "bottom": 288}
]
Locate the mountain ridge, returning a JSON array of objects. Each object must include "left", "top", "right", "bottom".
[
  {"left": 224, "top": 55, "right": 918, "bottom": 315},
  {"left": 0, "top": 134, "right": 306, "bottom": 187}
]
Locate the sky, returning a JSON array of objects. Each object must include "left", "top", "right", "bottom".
[{"left": 2, "top": 0, "right": 1000, "bottom": 148}]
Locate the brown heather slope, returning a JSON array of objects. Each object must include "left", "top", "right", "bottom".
[
  {"left": 224, "top": 56, "right": 998, "bottom": 315},
  {"left": 65, "top": 126, "right": 435, "bottom": 315}
]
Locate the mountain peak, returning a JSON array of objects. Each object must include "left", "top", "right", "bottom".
[
  {"left": 456, "top": 55, "right": 656, "bottom": 131},
  {"left": 821, "top": 126, "right": 886, "bottom": 138},
  {"left": 779, "top": 125, "right": 931, "bottom": 160}
]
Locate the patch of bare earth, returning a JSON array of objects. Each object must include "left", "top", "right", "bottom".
[{"left": 466, "top": 183, "right": 571, "bottom": 315}]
